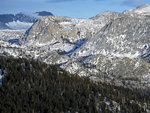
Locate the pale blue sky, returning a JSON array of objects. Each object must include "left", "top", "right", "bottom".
[{"left": 0, "top": 0, "right": 150, "bottom": 18}]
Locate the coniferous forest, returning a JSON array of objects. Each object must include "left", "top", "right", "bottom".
[{"left": 0, "top": 57, "right": 150, "bottom": 113}]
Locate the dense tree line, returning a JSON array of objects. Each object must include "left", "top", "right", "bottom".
[{"left": 0, "top": 57, "right": 150, "bottom": 113}]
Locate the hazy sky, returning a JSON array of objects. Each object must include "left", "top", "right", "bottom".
[{"left": 0, "top": 0, "right": 150, "bottom": 18}]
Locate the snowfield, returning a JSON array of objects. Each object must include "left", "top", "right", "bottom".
[{"left": 6, "top": 21, "right": 33, "bottom": 30}]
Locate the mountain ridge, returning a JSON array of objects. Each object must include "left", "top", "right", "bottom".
[{"left": 1, "top": 4, "right": 150, "bottom": 91}]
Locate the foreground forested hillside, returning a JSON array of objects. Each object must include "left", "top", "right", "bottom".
[{"left": 0, "top": 57, "right": 150, "bottom": 113}]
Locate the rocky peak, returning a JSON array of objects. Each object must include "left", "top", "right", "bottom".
[
  {"left": 90, "top": 11, "right": 122, "bottom": 20},
  {"left": 123, "top": 4, "right": 150, "bottom": 16}
]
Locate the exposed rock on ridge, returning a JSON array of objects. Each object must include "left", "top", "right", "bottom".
[
  {"left": 73, "top": 16, "right": 150, "bottom": 59},
  {"left": 23, "top": 11, "right": 123, "bottom": 46}
]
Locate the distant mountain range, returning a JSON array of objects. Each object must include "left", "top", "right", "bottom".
[{"left": 0, "top": 11, "right": 53, "bottom": 30}]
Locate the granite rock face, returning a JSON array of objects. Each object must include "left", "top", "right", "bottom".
[
  {"left": 23, "top": 11, "right": 123, "bottom": 46},
  {"left": 73, "top": 15, "right": 150, "bottom": 58}
]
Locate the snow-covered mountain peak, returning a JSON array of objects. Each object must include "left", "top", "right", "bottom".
[
  {"left": 0, "top": 11, "right": 53, "bottom": 30},
  {"left": 124, "top": 4, "right": 150, "bottom": 15},
  {"left": 135, "top": 4, "right": 150, "bottom": 13}
]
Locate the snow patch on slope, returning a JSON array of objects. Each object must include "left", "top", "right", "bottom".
[
  {"left": 111, "top": 52, "right": 140, "bottom": 59},
  {"left": 6, "top": 20, "right": 33, "bottom": 30}
]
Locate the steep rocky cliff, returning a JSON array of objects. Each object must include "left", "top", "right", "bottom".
[{"left": 23, "top": 11, "right": 122, "bottom": 46}]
